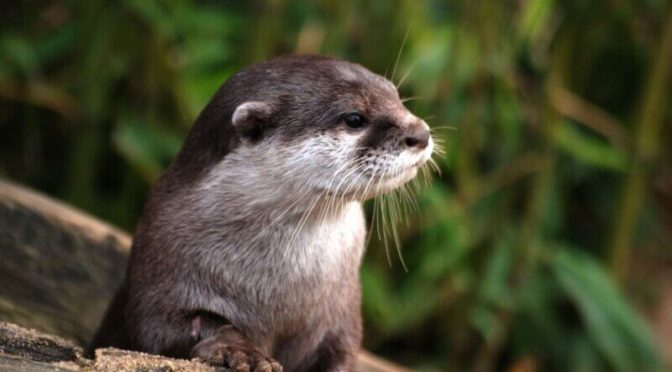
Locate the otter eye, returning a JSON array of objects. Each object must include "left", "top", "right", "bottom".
[{"left": 343, "top": 113, "right": 367, "bottom": 130}]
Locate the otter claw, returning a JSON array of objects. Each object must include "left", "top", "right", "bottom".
[
  {"left": 193, "top": 344, "right": 282, "bottom": 372},
  {"left": 251, "top": 359, "right": 283, "bottom": 372}
]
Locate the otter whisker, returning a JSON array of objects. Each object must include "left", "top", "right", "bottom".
[
  {"left": 358, "top": 163, "right": 378, "bottom": 201},
  {"left": 390, "top": 188, "right": 404, "bottom": 226},
  {"left": 384, "top": 190, "right": 408, "bottom": 272},
  {"left": 432, "top": 143, "right": 446, "bottom": 156},
  {"left": 398, "top": 183, "right": 418, "bottom": 217},
  {"left": 396, "top": 61, "right": 416, "bottom": 89},
  {"left": 428, "top": 157, "right": 442, "bottom": 175},
  {"left": 242, "top": 153, "right": 359, "bottom": 253},
  {"left": 282, "top": 157, "right": 362, "bottom": 259},
  {"left": 314, "top": 160, "right": 355, "bottom": 227},
  {"left": 429, "top": 125, "right": 458, "bottom": 131},
  {"left": 321, "top": 160, "right": 368, "bottom": 229},
  {"left": 376, "top": 188, "right": 392, "bottom": 267},
  {"left": 236, "top": 175, "right": 315, "bottom": 253},
  {"left": 328, "top": 158, "right": 368, "bottom": 213},
  {"left": 415, "top": 176, "right": 423, "bottom": 191},
  {"left": 282, "top": 189, "right": 326, "bottom": 260},
  {"left": 372, "top": 168, "right": 397, "bottom": 268},
  {"left": 421, "top": 164, "right": 432, "bottom": 187},
  {"left": 391, "top": 26, "right": 410, "bottom": 83},
  {"left": 401, "top": 96, "right": 424, "bottom": 103},
  {"left": 315, "top": 158, "right": 372, "bottom": 246}
]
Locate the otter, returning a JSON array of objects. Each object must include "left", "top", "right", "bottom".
[{"left": 89, "top": 55, "right": 433, "bottom": 372}]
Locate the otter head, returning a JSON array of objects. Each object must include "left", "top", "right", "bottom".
[{"left": 222, "top": 55, "right": 433, "bottom": 202}]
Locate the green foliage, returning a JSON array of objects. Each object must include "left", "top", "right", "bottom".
[
  {"left": 1, "top": 1, "right": 671, "bottom": 370},
  {"left": 552, "top": 248, "right": 659, "bottom": 371}
]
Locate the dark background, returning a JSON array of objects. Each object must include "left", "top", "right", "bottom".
[{"left": 1, "top": 1, "right": 671, "bottom": 371}]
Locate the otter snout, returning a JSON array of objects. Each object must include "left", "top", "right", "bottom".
[{"left": 402, "top": 120, "right": 431, "bottom": 150}]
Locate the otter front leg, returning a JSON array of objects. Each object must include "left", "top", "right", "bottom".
[
  {"left": 191, "top": 325, "right": 283, "bottom": 372},
  {"left": 304, "top": 332, "right": 360, "bottom": 372}
]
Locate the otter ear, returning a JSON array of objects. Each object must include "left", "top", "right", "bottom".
[{"left": 231, "top": 101, "right": 273, "bottom": 142}]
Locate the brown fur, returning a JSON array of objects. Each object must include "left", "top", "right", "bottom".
[{"left": 89, "top": 55, "right": 431, "bottom": 372}]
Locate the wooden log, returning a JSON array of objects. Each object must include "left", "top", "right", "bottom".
[
  {"left": 0, "top": 180, "right": 129, "bottom": 346},
  {"left": 0, "top": 321, "right": 214, "bottom": 371},
  {"left": 0, "top": 180, "right": 408, "bottom": 372}
]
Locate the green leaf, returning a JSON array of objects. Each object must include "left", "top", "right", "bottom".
[
  {"left": 553, "top": 121, "right": 629, "bottom": 171},
  {"left": 479, "top": 231, "right": 515, "bottom": 308},
  {"left": 0, "top": 35, "right": 39, "bottom": 75},
  {"left": 112, "top": 116, "right": 183, "bottom": 182},
  {"left": 518, "top": 0, "right": 554, "bottom": 44},
  {"left": 551, "top": 248, "right": 661, "bottom": 371},
  {"left": 470, "top": 306, "right": 502, "bottom": 344}
]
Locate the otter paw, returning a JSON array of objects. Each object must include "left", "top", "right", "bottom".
[{"left": 192, "top": 342, "right": 282, "bottom": 372}]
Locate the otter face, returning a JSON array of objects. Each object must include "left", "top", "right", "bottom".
[
  {"left": 326, "top": 94, "right": 433, "bottom": 200},
  {"left": 229, "top": 56, "right": 433, "bottom": 202}
]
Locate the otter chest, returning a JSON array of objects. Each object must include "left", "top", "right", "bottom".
[{"left": 264, "top": 201, "right": 365, "bottom": 292}]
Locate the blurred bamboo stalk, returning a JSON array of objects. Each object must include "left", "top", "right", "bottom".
[
  {"left": 549, "top": 84, "right": 627, "bottom": 150},
  {"left": 0, "top": 79, "right": 79, "bottom": 121},
  {"left": 250, "top": 0, "right": 285, "bottom": 62},
  {"left": 66, "top": 0, "right": 114, "bottom": 208},
  {"left": 609, "top": 10, "right": 672, "bottom": 282}
]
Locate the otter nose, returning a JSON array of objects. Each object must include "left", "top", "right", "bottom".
[{"left": 403, "top": 127, "right": 430, "bottom": 150}]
